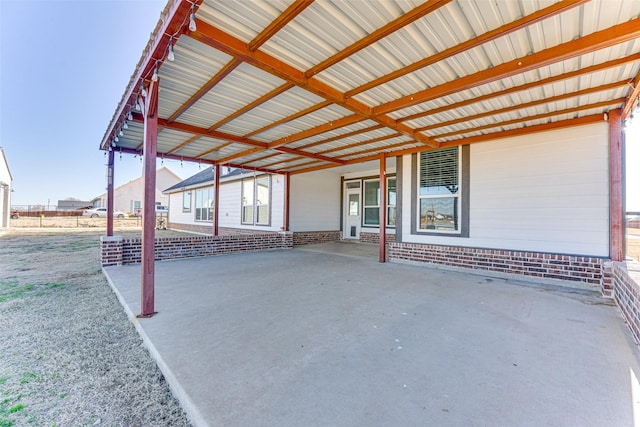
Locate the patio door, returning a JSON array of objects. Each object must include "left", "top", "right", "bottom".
[{"left": 344, "top": 182, "right": 361, "bottom": 240}]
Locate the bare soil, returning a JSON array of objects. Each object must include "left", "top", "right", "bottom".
[
  {"left": 628, "top": 227, "right": 640, "bottom": 261},
  {"left": 0, "top": 228, "right": 192, "bottom": 426},
  {"left": 10, "top": 216, "right": 143, "bottom": 229}
]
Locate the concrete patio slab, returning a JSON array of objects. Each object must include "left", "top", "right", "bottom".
[{"left": 103, "top": 245, "right": 640, "bottom": 427}]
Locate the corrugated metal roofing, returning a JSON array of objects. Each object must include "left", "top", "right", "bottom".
[{"left": 102, "top": 0, "right": 640, "bottom": 175}]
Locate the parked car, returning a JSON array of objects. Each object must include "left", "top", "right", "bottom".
[{"left": 83, "top": 207, "right": 126, "bottom": 218}]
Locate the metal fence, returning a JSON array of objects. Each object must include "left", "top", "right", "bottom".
[{"left": 10, "top": 216, "right": 142, "bottom": 228}]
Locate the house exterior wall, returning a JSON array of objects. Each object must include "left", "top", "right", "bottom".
[
  {"left": 95, "top": 167, "right": 180, "bottom": 215},
  {"left": 399, "top": 122, "right": 610, "bottom": 257},
  {"left": 290, "top": 170, "right": 341, "bottom": 232},
  {"left": 167, "top": 172, "right": 286, "bottom": 233},
  {"left": 0, "top": 148, "right": 12, "bottom": 230}
]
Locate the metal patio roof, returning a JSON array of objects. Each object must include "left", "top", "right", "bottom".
[{"left": 101, "top": 0, "right": 640, "bottom": 175}]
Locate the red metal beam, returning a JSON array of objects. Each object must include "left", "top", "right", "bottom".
[
  {"left": 415, "top": 80, "right": 628, "bottom": 133},
  {"left": 622, "top": 70, "right": 640, "bottom": 120},
  {"left": 398, "top": 52, "right": 640, "bottom": 124},
  {"left": 304, "top": 0, "right": 451, "bottom": 78},
  {"left": 379, "top": 153, "right": 387, "bottom": 263},
  {"left": 609, "top": 108, "right": 624, "bottom": 261},
  {"left": 214, "top": 164, "right": 220, "bottom": 236},
  {"left": 432, "top": 98, "right": 624, "bottom": 140},
  {"left": 168, "top": 58, "right": 243, "bottom": 124},
  {"left": 140, "top": 80, "right": 159, "bottom": 318},
  {"left": 346, "top": 0, "right": 588, "bottom": 98},
  {"left": 189, "top": 19, "right": 436, "bottom": 146},
  {"left": 106, "top": 150, "right": 115, "bottom": 236},
  {"left": 283, "top": 172, "right": 290, "bottom": 231},
  {"left": 101, "top": 0, "right": 195, "bottom": 150},
  {"left": 373, "top": 17, "right": 640, "bottom": 116},
  {"left": 248, "top": 0, "right": 314, "bottom": 52}
]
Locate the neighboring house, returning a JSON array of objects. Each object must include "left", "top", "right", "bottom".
[
  {"left": 57, "top": 198, "right": 92, "bottom": 211},
  {"left": 0, "top": 147, "right": 12, "bottom": 231},
  {"left": 93, "top": 166, "right": 181, "bottom": 215}
]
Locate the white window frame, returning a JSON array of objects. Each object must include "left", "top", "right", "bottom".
[
  {"left": 417, "top": 147, "right": 461, "bottom": 234},
  {"left": 241, "top": 175, "right": 271, "bottom": 226},
  {"left": 182, "top": 191, "right": 191, "bottom": 213},
  {"left": 362, "top": 176, "right": 396, "bottom": 228},
  {"left": 195, "top": 187, "right": 214, "bottom": 222}
]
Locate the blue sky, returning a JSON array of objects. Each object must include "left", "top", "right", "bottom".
[
  {"left": 0, "top": 0, "right": 638, "bottom": 210},
  {"left": 0, "top": 0, "right": 200, "bottom": 207}
]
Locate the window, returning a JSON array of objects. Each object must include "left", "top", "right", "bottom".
[
  {"left": 242, "top": 176, "right": 270, "bottom": 225},
  {"left": 183, "top": 191, "right": 191, "bottom": 213},
  {"left": 195, "top": 187, "right": 214, "bottom": 221},
  {"left": 418, "top": 147, "right": 460, "bottom": 232},
  {"left": 363, "top": 177, "right": 396, "bottom": 227}
]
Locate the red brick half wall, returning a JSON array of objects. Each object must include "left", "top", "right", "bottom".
[
  {"left": 101, "top": 232, "right": 293, "bottom": 266},
  {"left": 389, "top": 242, "right": 610, "bottom": 293},
  {"left": 612, "top": 262, "right": 640, "bottom": 343}
]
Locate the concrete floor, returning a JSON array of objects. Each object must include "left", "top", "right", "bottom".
[{"left": 104, "top": 242, "right": 640, "bottom": 427}]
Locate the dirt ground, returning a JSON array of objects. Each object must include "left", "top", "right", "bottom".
[
  {"left": 10, "top": 216, "right": 143, "bottom": 229},
  {"left": 0, "top": 228, "right": 191, "bottom": 426},
  {"left": 628, "top": 228, "right": 640, "bottom": 261}
]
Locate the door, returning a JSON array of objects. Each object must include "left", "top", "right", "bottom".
[{"left": 344, "top": 183, "right": 361, "bottom": 240}]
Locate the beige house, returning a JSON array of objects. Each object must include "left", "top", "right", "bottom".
[
  {"left": 93, "top": 167, "right": 181, "bottom": 215},
  {"left": 0, "top": 147, "right": 12, "bottom": 230}
]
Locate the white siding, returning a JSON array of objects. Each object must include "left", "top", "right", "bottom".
[
  {"left": 169, "top": 173, "right": 285, "bottom": 232},
  {"left": 290, "top": 170, "right": 341, "bottom": 231},
  {"left": 401, "top": 122, "right": 610, "bottom": 256},
  {"left": 168, "top": 191, "right": 194, "bottom": 225}
]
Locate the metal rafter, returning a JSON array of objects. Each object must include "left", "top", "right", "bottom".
[
  {"left": 373, "top": 17, "right": 640, "bottom": 117},
  {"left": 622, "top": 69, "right": 640, "bottom": 119},
  {"left": 433, "top": 98, "right": 624, "bottom": 140},
  {"left": 167, "top": 58, "right": 242, "bottom": 124},
  {"left": 188, "top": 19, "right": 436, "bottom": 147},
  {"left": 345, "top": 0, "right": 588, "bottom": 98},
  {"left": 287, "top": 114, "right": 603, "bottom": 176},
  {"left": 398, "top": 53, "right": 640, "bottom": 124},
  {"left": 248, "top": 0, "right": 315, "bottom": 52},
  {"left": 415, "top": 80, "right": 628, "bottom": 133},
  {"left": 304, "top": 0, "right": 451, "bottom": 78},
  {"left": 242, "top": 100, "right": 333, "bottom": 138},
  {"left": 296, "top": 124, "right": 384, "bottom": 150},
  {"left": 317, "top": 132, "right": 403, "bottom": 155},
  {"left": 208, "top": 82, "right": 295, "bottom": 131}
]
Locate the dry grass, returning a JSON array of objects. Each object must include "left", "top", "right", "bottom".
[
  {"left": 628, "top": 228, "right": 640, "bottom": 262},
  {"left": 0, "top": 229, "right": 191, "bottom": 426},
  {"left": 10, "top": 216, "right": 143, "bottom": 229}
]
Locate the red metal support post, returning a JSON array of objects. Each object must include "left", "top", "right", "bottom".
[
  {"left": 214, "top": 163, "right": 220, "bottom": 236},
  {"left": 609, "top": 108, "right": 624, "bottom": 261},
  {"left": 140, "top": 81, "right": 159, "bottom": 317},
  {"left": 379, "top": 153, "right": 387, "bottom": 263},
  {"left": 106, "top": 149, "right": 115, "bottom": 236},
  {"left": 284, "top": 172, "right": 290, "bottom": 232}
]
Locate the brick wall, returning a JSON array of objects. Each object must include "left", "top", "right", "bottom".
[
  {"left": 389, "top": 242, "right": 609, "bottom": 292},
  {"left": 359, "top": 232, "right": 396, "bottom": 244},
  {"left": 100, "top": 236, "right": 123, "bottom": 267},
  {"left": 292, "top": 231, "right": 341, "bottom": 246},
  {"left": 101, "top": 232, "right": 292, "bottom": 266},
  {"left": 612, "top": 262, "right": 640, "bottom": 343}
]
